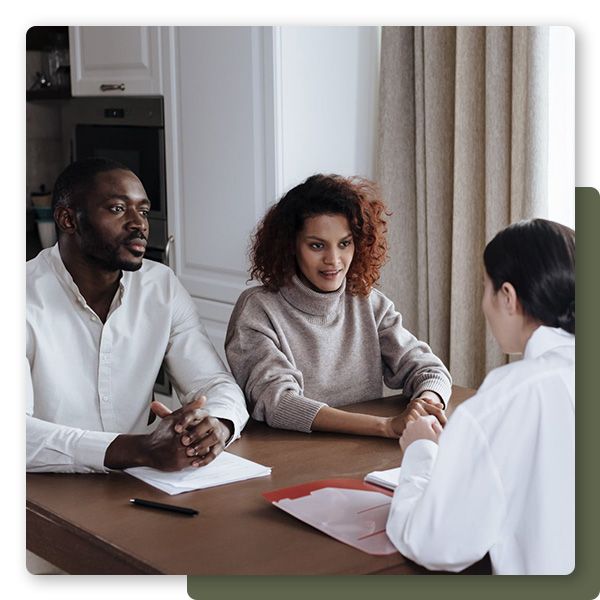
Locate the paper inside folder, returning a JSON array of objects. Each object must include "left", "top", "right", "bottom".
[{"left": 274, "top": 487, "right": 397, "bottom": 555}]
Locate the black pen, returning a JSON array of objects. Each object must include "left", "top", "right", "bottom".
[{"left": 129, "top": 498, "right": 198, "bottom": 516}]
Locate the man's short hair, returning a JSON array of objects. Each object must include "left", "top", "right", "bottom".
[{"left": 52, "top": 157, "right": 132, "bottom": 213}]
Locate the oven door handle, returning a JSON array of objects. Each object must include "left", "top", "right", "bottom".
[
  {"left": 100, "top": 83, "right": 126, "bottom": 92},
  {"left": 165, "top": 235, "right": 175, "bottom": 267}
]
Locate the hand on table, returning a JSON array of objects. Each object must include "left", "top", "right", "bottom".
[
  {"left": 399, "top": 415, "right": 443, "bottom": 452},
  {"left": 151, "top": 394, "right": 233, "bottom": 468},
  {"left": 384, "top": 396, "right": 447, "bottom": 438},
  {"left": 104, "top": 397, "right": 218, "bottom": 471},
  {"left": 140, "top": 397, "right": 211, "bottom": 471}
]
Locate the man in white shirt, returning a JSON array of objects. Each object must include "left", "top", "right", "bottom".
[{"left": 26, "top": 157, "right": 249, "bottom": 473}]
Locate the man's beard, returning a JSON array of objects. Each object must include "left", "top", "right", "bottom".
[
  {"left": 77, "top": 215, "right": 145, "bottom": 272},
  {"left": 84, "top": 243, "right": 144, "bottom": 272}
]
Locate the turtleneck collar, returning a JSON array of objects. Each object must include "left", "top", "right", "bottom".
[{"left": 279, "top": 274, "right": 346, "bottom": 318}]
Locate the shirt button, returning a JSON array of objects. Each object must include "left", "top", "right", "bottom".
[
  {"left": 90, "top": 316, "right": 97, "bottom": 322},
  {"left": 101, "top": 396, "right": 109, "bottom": 403}
]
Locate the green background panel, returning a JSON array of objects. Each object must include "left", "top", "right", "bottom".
[{"left": 189, "top": 188, "right": 599, "bottom": 600}]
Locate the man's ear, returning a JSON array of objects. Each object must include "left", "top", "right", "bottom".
[
  {"left": 54, "top": 206, "right": 76, "bottom": 234},
  {"left": 500, "top": 282, "right": 520, "bottom": 316}
]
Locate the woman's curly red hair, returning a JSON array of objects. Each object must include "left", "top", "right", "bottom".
[{"left": 249, "top": 174, "right": 389, "bottom": 296}]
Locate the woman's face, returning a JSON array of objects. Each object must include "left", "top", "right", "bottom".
[{"left": 295, "top": 213, "right": 354, "bottom": 293}]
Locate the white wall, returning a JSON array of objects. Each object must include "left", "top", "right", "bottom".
[
  {"left": 547, "top": 26, "right": 575, "bottom": 229},
  {"left": 276, "top": 26, "right": 380, "bottom": 195}
]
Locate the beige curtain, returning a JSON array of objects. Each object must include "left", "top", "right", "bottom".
[{"left": 376, "top": 26, "right": 549, "bottom": 388}]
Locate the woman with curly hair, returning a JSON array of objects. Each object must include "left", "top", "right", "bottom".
[{"left": 225, "top": 174, "right": 452, "bottom": 436}]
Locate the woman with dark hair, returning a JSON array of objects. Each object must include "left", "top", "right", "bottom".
[
  {"left": 385, "top": 218, "right": 575, "bottom": 575},
  {"left": 225, "top": 174, "right": 452, "bottom": 437}
]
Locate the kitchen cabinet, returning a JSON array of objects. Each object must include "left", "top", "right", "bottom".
[
  {"left": 69, "top": 27, "right": 162, "bottom": 96},
  {"left": 160, "top": 27, "right": 274, "bottom": 361},
  {"left": 26, "top": 27, "right": 71, "bottom": 100},
  {"left": 160, "top": 26, "right": 379, "bottom": 359}
]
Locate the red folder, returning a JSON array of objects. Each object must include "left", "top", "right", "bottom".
[
  {"left": 263, "top": 478, "right": 398, "bottom": 556},
  {"left": 263, "top": 478, "right": 393, "bottom": 501}
]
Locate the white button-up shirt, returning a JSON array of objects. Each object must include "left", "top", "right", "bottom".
[
  {"left": 26, "top": 244, "right": 249, "bottom": 473},
  {"left": 386, "top": 326, "right": 574, "bottom": 575}
]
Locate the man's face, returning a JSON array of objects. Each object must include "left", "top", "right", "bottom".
[{"left": 75, "top": 169, "right": 150, "bottom": 272}]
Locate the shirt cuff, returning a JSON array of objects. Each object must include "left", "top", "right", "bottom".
[
  {"left": 400, "top": 439, "right": 439, "bottom": 481},
  {"left": 73, "top": 431, "right": 120, "bottom": 473},
  {"left": 270, "top": 391, "right": 326, "bottom": 433},
  {"left": 181, "top": 390, "right": 249, "bottom": 444},
  {"left": 211, "top": 412, "right": 241, "bottom": 448}
]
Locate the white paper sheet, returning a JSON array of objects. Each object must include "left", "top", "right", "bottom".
[
  {"left": 125, "top": 452, "right": 271, "bottom": 495},
  {"left": 274, "top": 487, "right": 398, "bottom": 555},
  {"left": 364, "top": 466, "right": 402, "bottom": 490}
]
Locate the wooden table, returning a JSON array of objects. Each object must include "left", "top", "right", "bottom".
[{"left": 27, "top": 386, "right": 489, "bottom": 575}]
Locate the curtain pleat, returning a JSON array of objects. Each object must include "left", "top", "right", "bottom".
[
  {"left": 485, "top": 27, "right": 513, "bottom": 373},
  {"left": 377, "top": 26, "right": 549, "bottom": 388},
  {"left": 449, "top": 26, "right": 487, "bottom": 386},
  {"left": 377, "top": 27, "right": 419, "bottom": 333},
  {"left": 420, "top": 27, "right": 455, "bottom": 363}
]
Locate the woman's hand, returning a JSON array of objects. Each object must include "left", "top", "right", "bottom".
[
  {"left": 399, "top": 415, "right": 443, "bottom": 452},
  {"left": 384, "top": 396, "right": 447, "bottom": 438}
]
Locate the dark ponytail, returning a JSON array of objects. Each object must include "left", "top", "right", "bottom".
[
  {"left": 556, "top": 299, "right": 575, "bottom": 334},
  {"left": 483, "top": 219, "right": 575, "bottom": 334}
]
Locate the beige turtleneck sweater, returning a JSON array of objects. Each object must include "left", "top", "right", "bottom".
[{"left": 225, "top": 275, "right": 452, "bottom": 432}]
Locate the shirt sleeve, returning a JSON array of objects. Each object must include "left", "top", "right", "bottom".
[
  {"left": 385, "top": 406, "right": 506, "bottom": 571},
  {"left": 225, "top": 293, "right": 326, "bottom": 433},
  {"left": 164, "top": 275, "right": 249, "bottom": 443},
  {"left": 376, "top": 295, "right": 452, "bottom": 406},
  {"left": 26, "top": 356, "right": 118, "bottom": 473}
]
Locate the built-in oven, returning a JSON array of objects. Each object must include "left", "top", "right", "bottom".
[
  {"left": 63, "top": 96, "right": 172, "bottom": 395},
  {"left": 64, "top": 96, "right": 168, "bottom": 250}
]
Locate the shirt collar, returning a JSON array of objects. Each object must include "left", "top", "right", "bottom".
[
  {"left": 46, "top": 243, "right": 128, "bottom": 309},
  {"left": 279, "top": 274, "right": 346, "bottom": 317},
  {"left": 523, "top": 325, "right": 574, "bottom": 360}
]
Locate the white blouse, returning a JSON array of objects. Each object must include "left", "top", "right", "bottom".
[{"left": 385, "top": 326, "right": 574, "bottom": 575}]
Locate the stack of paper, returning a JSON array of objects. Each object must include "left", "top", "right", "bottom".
[
  {"left": 125, "top": 452, "right": 271, "bottom": 495},
  {"left": 363, "top": 466, "right": 401, "bottom": 491}
]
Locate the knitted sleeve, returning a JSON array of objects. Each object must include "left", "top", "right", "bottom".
[
  {"left": 372, "top": 290, "right": 452, "bottom": 406},
  {"left": 225, "top": 289, "right": 326, "bottom": 432}
]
